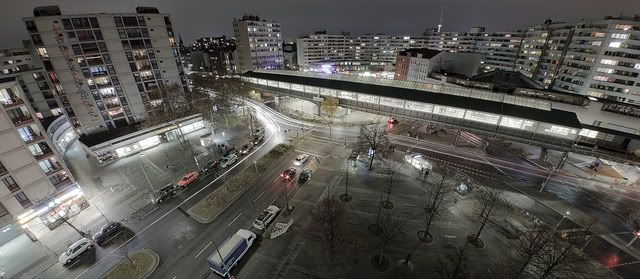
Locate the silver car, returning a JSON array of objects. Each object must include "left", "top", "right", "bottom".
[
  {"left": 220, "top": 154, "right": 238, "bottom": 168},
  {"left": 252, "top": 205, "right": 280, "bottom": 230},
  {"left": 59, "top": 237, "right": 93, "bottom": 265},
  {"left": 404, "top": 153, "right": 433, "bottom": 172}
]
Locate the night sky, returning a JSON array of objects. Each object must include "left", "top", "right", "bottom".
[{"left": 1, "top": 0, "right": 638, "bottom": 48}]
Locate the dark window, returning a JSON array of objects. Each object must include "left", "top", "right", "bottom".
[
  {"left": 2, "top": 176, "right": 20, "bottom": 193},
  {"left": 62, "top": 18, "right": 73, "bottom": 30},
  {"left": 141, "top": 28, "right": 149, "bottom": 38},
  {"left": 114, "top": 16, "right": 123, "bottom": 27},
  {"left": 92, "top": 91, "right": 101, "bottom": 100},
  {"left": 120, "top": 97, "right": 128, "bottom": 105},
  {"left": 81, "top": 42, "right": 99, "bottom": 54},
  {"left": 71, "top": 18, "right": 91, "bottom": 29},
  {"left": 102, "top": 54, "right": 111, "bottom": 64},
  {"left": 118, "top": 29, "right": 127, "bottom": 39},
  {"left": 65, "top": 107, "right": 76, "bottom": 117},
  {"left": 137, "top": 83, "right": 145, "bottom": 92},
  {"left": 115, "top": 86, "right": 124, "bottom": 96},
  {"left": 15, "top": 192, "right": 32, "bottom": 208},
  {"left": 25, "top": 20, "right": 38, "bottom": 32},
  {"left": 130, "top": 39, "right": 145, "bottom": 49},
  {"left": 67, "top": 31, "right": 76, "bottom": 39},
  {"left": 122, "top": 16, "right": 138, "bottom": 27},
  {"left": 144, "top": 39, "right": 152, "bottom": 48},
  {"left": 107, "top": 65, "right": 116, "bottom": 75},
  {"left": 76, "top": 30, "right": 95, "bottom": 41},
  {"left": 125, "top": 51, "right": 134, "bottom": 61},
  {"left": 72, "top": 44, "right": 82, "bottom": 55},
  {"left": 148, "top": 51, "right": 156, "bottom": 59},
  {"left": 60, "top": 96, "right": 70, "bottom": 106},
  {"left": 137, "top": 16, "right": 146, "bottom": 26},
  {"left": 89, "top": 17, "right": 99, "bottom": 28},
  {"left": 164, "top": 16, "right": 172, "bottom": 25},
  {"left": 122, "top": 41, "right": 131, "bottom": 51},
  {"left": 43, "top": 60, "right": 53, "bottom": 71},
  {"left": 98, "top": 42, "right": 108, "bottom": 52},
  {"left": 133, "top": 73, "right": 141, "bottom": 82},
  {"left": 96, "top": 101, "right": 105, "bottom": 110},
  {"left": 94, "top": 30, "right": 103, "bottom": 41},
  {"left": 82, "top": 68, "right": 92, "bottom": 78},
  {"left": 166, "top": 27, "right": 174, "bottom": 36},
  {"left": 126, "top": 28, "right": 142, "bottom": 38},
  {"left": 31, "top": 34, "right": 43, "bottom": 45},
  {"left": 101, "top": 111, "right": 109, "bottom": 120},
  {"left": 151, "top": 60, "right": 159, "bottom": 69},
  {"left": 111, "top": 76, "right": 120, "bottom": 85}
]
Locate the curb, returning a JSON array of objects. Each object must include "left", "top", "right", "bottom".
[{"left": 187, "top": 147, "right": 294, "bottom": 223}]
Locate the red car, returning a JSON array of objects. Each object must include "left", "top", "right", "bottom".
[{"left": 177, "top": 171, "right": 199, "bottom": 188}]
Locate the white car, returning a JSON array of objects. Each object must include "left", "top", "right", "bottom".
[
  {"left": 252, "top": 205, "right": 280, "bottom": 230},
  {"left": 404, "top": 153, "right": 433, "bottom": 172},
  {"left": 293, "top": 154, "right": 310, "bottom": 166},
  {"left": 59, "top": 237, "right": 93, "bottom": 265},
  {"left": 220, "top": 154, "right": 238, "bottom": 168}
]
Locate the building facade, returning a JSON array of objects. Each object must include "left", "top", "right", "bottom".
[
  {"left": 232, "top": 15, "right": 283, "bottom": 73},
  {"left": 0, "top": 76, "right": 82, "bottom": 230},
  {"left": 515, "top": 16, "right": 640, "bottom": 105},
  {"left": 23, "top": 6, "right": 186, "bottom": 136},
  {"left": 394, "top": 48, "right": 482, "bottom": 83},
  {"left": 191, "top": 36, "right": 236, "bottom": 75}
]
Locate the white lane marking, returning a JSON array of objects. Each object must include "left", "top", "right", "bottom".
[
  {"left": 271, "top": 195, "right": 279, "bottom": 205},
  {"left": 253, "top": 191, "right": 265, "bottom": 202},
  {"left": 227, "top": 213, "right": 243, "bottom": 227},
  {"left": 74, "top": 109, "right": 278, "bottom": 279},
  {"left": 195, "top": 241, "right": 212, "bottom": 258},
  {"left": 476, "top": 154, "right": 512, "bottom": 178},
  {"left": 139, "top": 207, "right": 158, "bottom": 220}
]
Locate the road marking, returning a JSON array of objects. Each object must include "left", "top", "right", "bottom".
[
  {"left": 73, "top": 109, "right": 277, "bottom": 279},
  {"left": 195, "top": 241, "right": 212, "bottom": 258},
  {"left": 227, "top": 213, "right": 243, "bottom": 227},
  {"left": 138, "top": 207, "right": 158, "bottom": 220},
  {"left": 271, "top": 195, "right": 279, "bottom": 205},
  {"left": 253, "top": 191, "right": 265, "bottom": 202}
]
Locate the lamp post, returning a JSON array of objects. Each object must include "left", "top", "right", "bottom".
[{"left": 555, "top": 211, "right": 570, "bottom": 229}]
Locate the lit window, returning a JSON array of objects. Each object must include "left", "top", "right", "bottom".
[
  {"left": 608, "top": 42, "right": 622, "bottom": 48},
  {"left": 596, "top": 68, "right": 614, "bottom": 74},
  {"left": 600, "top": 59, "right": 617, "bottom": 65},
  {"left": 611, "top": 33, "right": 630, "bottom": 39},
  {"left": 593, "top": 32, "right": 606, "bottom": 38},
  {"left": 36, "top": 47, "right": 48, "bottom": 58},
  {"left": 591, "top": 41, "right": 601, "bottom": 46}
]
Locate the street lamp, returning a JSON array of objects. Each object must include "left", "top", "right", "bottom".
[{"left": 555, "top": 211, "right": 570, "bottom": 229}]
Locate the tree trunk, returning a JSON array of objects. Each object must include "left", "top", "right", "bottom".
[
  {"left": 63, "top": 219, "right": 87, "bottom": 237},
  {"left": 378, "top": 241, "right": 386, "bottom": 265},
  {"left": 475, "top": 206, "right": 492, "bottom": 239},
  {"left": 368, "top": 153, "right": 375, "bottom": 171}
]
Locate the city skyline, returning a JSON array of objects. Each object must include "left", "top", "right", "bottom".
[{"left": 0, "top": 0, "right": 639, "bottom": 48}]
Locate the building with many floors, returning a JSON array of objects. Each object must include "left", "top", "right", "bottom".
[
  {"left": 191, "top": 36, "right": 236, "bottom": 75},
  {"left": 233, "top": 15, "right": 283, "bottom": 73},
  {"left": 394, "top": 48, "right": 483, "bottom": 83},
  {"left": 23, "top": 6, "right": 186, "bottom": 136},
  {"left": 0, "top": 75, "right": 83, "bottom": 234}
]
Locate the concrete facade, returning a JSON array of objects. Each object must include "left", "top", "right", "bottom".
[{"left": 233, "top": 15, "right": 283, "bottom": 73}]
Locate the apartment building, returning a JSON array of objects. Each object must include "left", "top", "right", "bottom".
[
  {"left": 191, "top": 36, "right": 236, "bottom": 75},
  {"left": 233, "top": 15, "right": 283, "bottom": 73},
  {"left": 23, "top": 6, "right": 186, "bottom": 136},
  {"left": 0, "top": 76, "right": 81, "bottom": 231}
]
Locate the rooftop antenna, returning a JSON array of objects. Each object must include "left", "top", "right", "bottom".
[{"left": 437, "top": 0, "right": 446, "bottom": 32}]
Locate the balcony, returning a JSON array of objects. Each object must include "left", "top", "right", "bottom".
[
  {"left": 43, "top": 162, "right": 64, "bottom": 175},
  {"left": 31, "top": 143, "right": 54, "bottom": 161},
  {"left": 0, "top": 162, "right": 7, "bottom": 177},
  {"left": 9, "top": 113, "right": 34, "bottom": 126},
  {"left": 50, "top": 173, "right": 72, "bottom": 190},
  {"left": 1, "top": 96, "right": 24, "bottom": 108}
]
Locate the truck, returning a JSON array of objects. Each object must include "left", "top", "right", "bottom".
[{"left": 207, "top": 229, "right": 257, "bottom": 277}]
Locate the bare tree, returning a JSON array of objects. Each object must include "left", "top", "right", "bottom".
[
  {"left": 192, "top": 75, "right": 252, "bottom": 130},
  {"left": 529, "top": 233, "right": 591, "bottom": 279},
  {"left": 355, "top": 124, "right": 391, "bottom": 170},
  {"left": 320, "top": 96, "right": 339, "bottom": 140},
  {"left": 373, "top": 211, "right": 408, "bottom": 271},
  {"left": 418, "top": 166, "right": 455, "bottom": 243},
  {"left": 339, "top": 163, "right": 353, "bottom": 202},
  {"left": 439, "top": 242, "right": 470, "bottom": 279},
  {"left": 514, "top": 225, "right": 557, "bottom": 278},
  {"left": 470, "top": 187, "right": 502, "bottom": 246},
  {"left": 381, "top": 159, "right": 402, "bottom": 209},
  {"left": 308, "top": 196, "right": 346, "bottom": 259}
]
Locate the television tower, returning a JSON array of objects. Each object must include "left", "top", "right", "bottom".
[{"left": 437, "top": 0, "right": 446, "bottom": 32}]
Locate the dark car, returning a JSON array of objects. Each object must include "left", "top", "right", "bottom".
[
  {"left": 252, "top": 134, "right": 264, "bottom": 145},
  {"left": 92, "top": 222, "right": 123, "bottom": 246},
  {"left": 152, "top": 184, "right": 179, "bottom": 204},
  {"left": 224, "top": 147, "right": 238, "bottom": 157},
  {"left": 202, "top": 159, "right": 220, "bottom": 173},
  {"left": 299, "top": 169, "right": 312, "bottom": 183},
  {"left": 280, "top": 168, "right": 297, "bottom": 180},
  {"left": 240, "top": 143, "right": 254, "bottom": 155}
]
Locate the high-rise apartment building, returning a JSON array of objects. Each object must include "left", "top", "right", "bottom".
[
  {"left": 191, "top": 36, "right": 236, "bottom": 75},
  {"left": 232, "top": 15, "right": 283, "bottom": 73},
  {"left": 473, "top": 32, "right": 524, "bottom": 72},
  {"left": 23, "top": 6, "right": 186, "bottom": 136},
  {"left": 515, "top": 16, "right": 640, "bottom": 105},
  {"left": 0, "top": 75, "right": 80, "bottom": 230},
  {"left": 297, "top": 33, "right": 428, "bottom": 71}
]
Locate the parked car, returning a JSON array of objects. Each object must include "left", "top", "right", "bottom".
[
  {"left": 252, "top": 205, "right": 280, "bottom": 230},
  {"left": 59, "top": 238, "right": 93, "bottom": 265},
  {"left": 293, "top": 154, "right": 310, "bottom": 166},
  {"left": 202, "top": 159, "right": 220, "bottom": 174},
  {"left": 177, "top": 171, "right": 200, "bottom": 188},
  {"left": 299, "top": 169, "right": 312, "bottom": 183},
  {"left": 152, "top": 184, "right": 179, "bottom": 204},
  {"left": 224, "top": 146, "right": 238, "bottom": 157},
  {"left": 404, "top": 153, "right": 433, "bottom": 173},
  {"left": 93, "top": 221, "right": 123, "bottom": 246},
  {"left": 220, "top": 154, "right": 238, "bottom": 168},
  {"left": 252, "top": 134, "right": 264, "bottom": 145},
  {"left": 388, "top": 117, "right": 398, "bottom": 124},
  {"left": 281, "top": 168, "right": 297, "bottom": 180},
  {"left": 240, "top": 142, "right": 254, "bottom": 155},
  {"left": 254, "top": 128, "right": 265, "bottom": 136}
]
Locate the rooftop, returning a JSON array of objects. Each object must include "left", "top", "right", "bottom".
[{"left": 398, "top": 48, "right": 442, "bottom": 59}]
